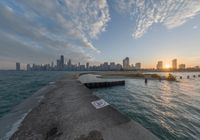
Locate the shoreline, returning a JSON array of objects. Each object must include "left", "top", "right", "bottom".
[
  {"left": 8, "top": 73, "right": 159, "bottom": 140},
  {"left": 0, "top": 82, "right": 57, "bottom": 139},
  {"left": 0, "top": 72, "right": 69, "bottom": 139}
]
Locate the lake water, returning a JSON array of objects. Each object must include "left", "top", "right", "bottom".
[
  {"left": 0, "top": 71, "right": 66, "bottom": 118},
  {"left": 94, "top": 72, "right": 200, "bottom": 140}
]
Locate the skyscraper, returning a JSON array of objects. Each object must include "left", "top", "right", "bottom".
[
  {"left": 110, "top": 62, "right": 115, "bottom": 70},
  {"left": 16, "top": 62, "right": 20, "bottom": 71},
  {"left": 103, "top": 62, "right": 109, "bottom": 70},
  {"left": 27, "top": 64, "right": 31, "bottom": 71},
  {"left": 123, "top": 57, "right": 130, "bottom": 69},
  {"left": 51, "top": 61, "right": 54, "bottom": 68},
  {"left": 135, "top": 63, "right": 141, "bottom": 69},
  {"left": 86, "top": 62, "right": 89, "bottom": 70},
  {"left": 60, "top": 55, "right": 64, "bottom": 70},
  {"left": 179, "top": 64, "right": 186, "bottom": 69},
  {"left": 172, "top": 59, "right": 177, "bottom": 70},
  {"left": 67, "top": 59, "right": 71, "bottom": 66},
  {"left": 157, "top": 61, "right": 163, "bottom": 70},
  {"left": 57, "top": 59, "right": 61, "bottom": 70}
]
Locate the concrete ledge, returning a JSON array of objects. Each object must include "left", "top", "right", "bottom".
[{"left": 84, "top": 81, "right": 125, "bottom": 89}]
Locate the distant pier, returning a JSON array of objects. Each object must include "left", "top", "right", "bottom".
[{"left": 79, "top": 74, "right": 126, "bottom": 89}]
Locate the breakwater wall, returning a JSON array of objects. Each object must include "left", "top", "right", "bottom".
[{"left": 84, "top": 80, "right": 125, "bottom": 89}]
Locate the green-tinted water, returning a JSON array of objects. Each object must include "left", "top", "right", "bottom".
[{"left": 0, "top": 71, "right": 66, "bottom": 118}]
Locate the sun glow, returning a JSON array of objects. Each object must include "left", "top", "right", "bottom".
[{"left": 165, "top": 64, "right": 171, "bottom": 69}]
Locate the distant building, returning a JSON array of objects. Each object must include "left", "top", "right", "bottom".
[
  {"left": 157, "top": 61, "right": 163, "bottom": 70},
  {"left": 135, "top": 63, "right": 141, "bottom": 69},
  {"left": 51, "top": 62, "right": 54, "bottom": 68},
  {"left": 194, "top": 66, "right": 199, "bottom": 69},
  {"left": 116, "top": 64, "right": 122, "bottom": 71},
  {"left": 16, "top": 62, "right": 20, "bottom": 71},
  {"left": 172, "top": 59, "right": 177, "bottom": 70},
  {"left": 27, "top": 64, "right": 31, "bottom": 71},
  {"left": 110, "top": 62, "right": 116, "bottom": 70},
  {"left": 67, "top": 59, "right": 71, "bottom": 66},
  {"left": 60, "top": 55, "right": 64, "bottom": 70},
  {"left": 123, "top": 57, "right": 130, "bottom": 69},
  {"left": 86, "top": 62, "right": 89, "bottom": 70},
  {"left": 79, "top": 65, "right": 85, "bottom": 71},
  {"left": 57, "top": 59, "right": 61, "bottom": 70},
  {"left": 76, "top": 62, "right": 80, "bottom": 70},
  {"left": 103, "top": 62, "right": 109, "bottom": 70},
  {"left": 179, "top": 64, "right": 186, "bottom": 69}
]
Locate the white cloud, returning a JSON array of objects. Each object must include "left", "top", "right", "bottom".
[
  {"left": 116, "top": 0, "right": 200, "bottom": 38},
  {"left": 193, "top": 25, "right": 198, "bottom": 29},
  {"left": 0, "top": 0, "right": 110, "bottom": 67}
]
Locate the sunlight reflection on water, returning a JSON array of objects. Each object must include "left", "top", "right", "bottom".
[{"left": 94, "top": 72, "right": 200, "bottom": 140}]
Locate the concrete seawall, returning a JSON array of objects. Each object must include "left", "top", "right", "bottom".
[
  {"left": 84, "top": 81, "right": 125, "bottom": 89},
  {"left": 11, "top": 74, "right": 159, "bottom": 140}
]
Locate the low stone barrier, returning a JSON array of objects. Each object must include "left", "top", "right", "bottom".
[{"left": 84, "top": 81, "right": 125, "bottom": 89}]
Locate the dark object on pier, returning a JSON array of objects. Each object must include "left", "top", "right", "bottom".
[
  {"left": 166, "top": 74, "right": 176, "bottom": 81},
  {"left": 193, "top": 75, "right": 196, "bottom": 78},
  {"left": 180, "top": 76, "right": 182, "bottom": 79},
  {"left": 145, "top": 78, "right": 148, "bottom": 84},
  {"left": 187, "top": 76, "right": 190, "bottom": 79},
  {"left": 198, "top": 74, "right": 200, "bottom": 77},
  {"left": 84, "top": 80, "right": 125, "bottom": 89}
]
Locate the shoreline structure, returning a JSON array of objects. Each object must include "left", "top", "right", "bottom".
[{"left": 8, "top": 73, "right": 159, "bottom": 140}]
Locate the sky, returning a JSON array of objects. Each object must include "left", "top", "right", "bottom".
[{"left": 0, "top": 0, "right": 200, "bottom": 69}]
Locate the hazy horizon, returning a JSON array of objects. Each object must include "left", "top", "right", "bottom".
[{"left": 0, "top": 0, "right": 200, "bottom": 69}]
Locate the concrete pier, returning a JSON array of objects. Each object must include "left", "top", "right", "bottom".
[
  {"left": 79, "top": 74, "right": 125, "bottom": 89},
  {"left": 10, "top": 74, "right": 159, "bottom": 140}
]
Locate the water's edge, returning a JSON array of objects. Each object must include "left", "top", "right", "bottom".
[{"left": 0, "top": 84, "right": 56, "bottom": 139}]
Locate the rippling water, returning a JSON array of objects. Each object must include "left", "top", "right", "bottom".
[
  {"left": 94, "top": 72, "right": 200, "bottom": 140},
  {"left": 0, "top": 71, "right": 66, "bottom": 118}
]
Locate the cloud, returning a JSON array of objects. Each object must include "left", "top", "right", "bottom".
[
  {"left": 0, "top": 0, "right": 110, "bottom": 67},
  {"left": 0, "top": 31, "right": 91, "bottom": 66},
  {"left": 116, "top": 0, "right": 200, "bottom": 38},
  {"left": 193, "top": 25, "right": 198, "bottom": 29}
]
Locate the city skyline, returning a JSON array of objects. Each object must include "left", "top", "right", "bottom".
[
  {"left": 2, "top": 56, "right": 200, "bottom": 70},
  {"left": 13, "top": 55, "right": 199, "bottom": 71},
  {"left": 0, "top": 1, "right": 200, "bottom": 69}
]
